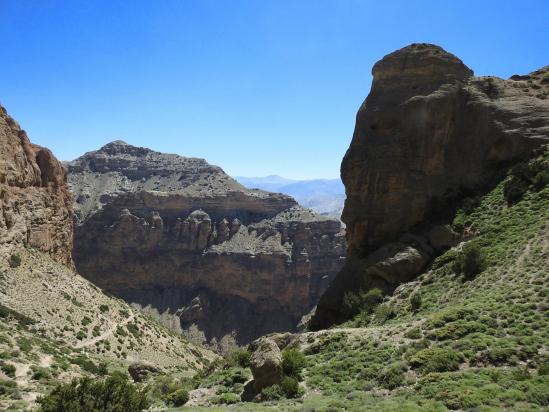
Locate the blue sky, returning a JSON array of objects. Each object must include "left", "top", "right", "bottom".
[{"left": 1, "top": 1, "right": 547, "bottom": 179}]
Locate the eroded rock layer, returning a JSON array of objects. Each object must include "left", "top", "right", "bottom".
[
  {"left": 311, "top": 43, "right": 549, "bottom": 329},
  {"left": 0, "top": 105, "right": 73, "bottom": 266},
  {"left": 67, "top": 141, "right": 345, "bottom": 344}
]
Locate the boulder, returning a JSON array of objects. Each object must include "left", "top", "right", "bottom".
[
  {"left": 128, "top": 362, "right": 162, "bottom": 383},
  {"left": 248, "top": 337, "right": 283, "bottom": 392},
  {"left": 428, "top": 225, "right": 461, "bottom": 251},
  {"left": 366, "top": 242, "right": 431, "bottom": 284}
]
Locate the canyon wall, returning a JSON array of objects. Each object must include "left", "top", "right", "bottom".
[
  {"left": 67, "top": 141, "right": 345, "bottom": 344},
  {"left": 311, "top": 43, "right": 549, "bottom": 329},
  {"left": 0, "top": 105, "right": 73, "bottom": 267}
]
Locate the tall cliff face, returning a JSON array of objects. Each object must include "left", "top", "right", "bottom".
[
  {"left": 67, "top": 141, "right": 345, "bottom": 344},
  {"left": 311, "top": 44, "right": 549, "bottom": 330},
  {"left": 0, "top": 105, "right": 73, "bottom": 266}
]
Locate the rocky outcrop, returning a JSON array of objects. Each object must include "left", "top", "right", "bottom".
[
  {"left": 248, "top": 337, "right": 283, "bottom": 391},
  {"left": 311, "top": 44, "right": 549, "bottom": 329},
  {"left": 128, "top": 362, "right": 163, "bottom": 383},
  {"left": 67, "top": 141, "right": 345, "bottom": 344},
  {"left": 0, "top": 105, "right": 73, "bottom": 267}
]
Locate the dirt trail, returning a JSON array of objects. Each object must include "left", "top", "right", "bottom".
[{"left": 74, "top": 311, "right": 135, "bottom": 349}]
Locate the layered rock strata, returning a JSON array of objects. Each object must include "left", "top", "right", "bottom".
[
  {"left": 67, "top": 141, "right": 345, "bottom": 344},
  {"left": 311, "top": 43, "right": 549, "bottom": 329},
  {"left": 0, "top": 105, "right": 73, "bottom": 266}
]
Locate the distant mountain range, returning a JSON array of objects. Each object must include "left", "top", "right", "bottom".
[{"left": 235, "top": 175, "right": 345, "bottom": 219}]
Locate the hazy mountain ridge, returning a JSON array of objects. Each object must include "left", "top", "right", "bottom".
[{"left": 235, "top": 175, "right": 345, "bottom": 219}]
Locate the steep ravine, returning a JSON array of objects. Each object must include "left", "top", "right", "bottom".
[{"left": 66, "top": 141, "right": 346, "bottom": 345}]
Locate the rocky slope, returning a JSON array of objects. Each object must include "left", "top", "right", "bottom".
[
  {"left": 311, "top": 43, "right": 549, "bottom": 329},
  {"left": 0, "top": 105, "right": 73, "bottom": 267},
  {"left": 0, "top": 106, "right": 215, "bottom": 410},
  {"left": 66, "top": 141, "right": 345, "bottom": 344}
]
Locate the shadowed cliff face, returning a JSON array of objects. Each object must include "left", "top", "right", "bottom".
[
  {"left": 67, "top": 141, "right": 345, "bottom": 344},
  {"left": 0, "top": 105, "right": 73, "bottom": 267},
  {"left": 310, "top": 43, "right": 549, "bottom": 330}
]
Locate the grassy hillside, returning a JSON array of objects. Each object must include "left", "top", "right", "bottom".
[
  {"left": 178, "top": 147, "right": 548, "bottom": 411},
  {"left": 0, "top": 249, "right": 216, "bottom": 410}
]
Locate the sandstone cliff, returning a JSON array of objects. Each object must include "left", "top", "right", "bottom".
[
  {"left": 310, "top": 44, "right": 549, "bottom": 329},
  {"left": 0, "top": 105, "right": 73, "bottom": 267},
  {"left": 67, "top": 141, "right": 345, "bottom": 344}
]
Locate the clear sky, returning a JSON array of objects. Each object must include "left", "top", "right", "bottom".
[{"left": 0, "top": 1, "right": 547, "bottom": 179}]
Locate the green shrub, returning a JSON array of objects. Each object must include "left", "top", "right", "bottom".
[
  {"left": 99, "top": 305, "right": 109, "bottom": 313},
  {"left": 405, "top": 327, "right": 422, "bottom": 340},
  {"left": 31, "top": 366, "right": 51, "bottom": 381},
  {"left": 166, "top": 388, "right": 189, "bottom": 406},
  {"left": 225, "top": 348, "right": 250, "bottom": 368},
  {"left": 342, "top": 288, "right": 383, "bottom": 317},
  {"left": 0, "top": 379, "right": 19, "bottom": 399},
  {"left": 81, "top": 316, "right": 92, "bottom": 326},
  {"left": 410, "top": 347, "right": 463, "bottom": 373},
  {"left": 282, "top": 348, "right": 306, "bottom": 378},
  {"left": 280, "top": 376, "right": 301, "bottom": 398},
  {"left": 0, "top": 362, "right": 16, "bottom": 378},
  {"left": 372, "top": 303, "right": 395, "bottom": 324},
  {"left": 378, "top": 362, "right": 406, "bottom": 389},
  {"left": 503, "top": 147, "right": 549, "bottom": 204},
  {"left": 453, "top": 242, "right": 486, "bottom": 280},
  {"left": 410, "top": 292, "right": 422, "bottom": 312},
  {"left": 69, "top": 356, "right": 108, "bottom": 375},
  {"left": 261, "top": 384, "right": 283, "bottom": 400},
  {"left": 538, "top": 362, "right": 549, "bottom": 376},
  {"left": 9, "top": 254, "right": 21, "bottom": 268},
  {"left": 37, "top": 372, "right": 149, "bottom": 412},
  {"left": 216, "top": 392, "right": 239, "bottom": 404},
  {"left": 504, "top": 174, "right": 530, "bottom": 204}
]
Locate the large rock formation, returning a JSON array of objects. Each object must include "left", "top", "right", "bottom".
[
  {"left": 0, "top": 105, "right": 73, "bottom": 267},
  {"left": 67, "top": 141, "right": 345, "bottom": 344},
  {"left": 311, "top": 44, "right": 549, "bottom": 329}
]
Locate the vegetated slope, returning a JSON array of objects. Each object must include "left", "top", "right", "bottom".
[
  {"left": 0, "top": 248, "right": 216, "bottom": 410},
  {"left": 181, "top": 146, "right": 548, "bottom": 411},
  {"left": 0, "top": 104, "right": 215, "bottom": 410},
  {"left": 67, "top": 141, "right": 345, "bottom": 345}
]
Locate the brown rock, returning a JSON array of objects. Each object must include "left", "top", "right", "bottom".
[
  {"left": 342, "top": 44, "right": 548, "bottom": 255},
  {"left": 66, "top": 142, "right": 346, "bottom": 344},
  {"left": 0, "top": 105, "right": 73, "bottom": 267},
  {"left": 311, "top": 45, "right": 549, "bottom": 329},
  {"left": 128, "top": 362, "right": 162, "bottom": 383},
  {"left": 428, "top": 225, "right": 460, "bottom": 251},
  {"left": 248, "top": 337, "right": 283, "bottom": 392}
]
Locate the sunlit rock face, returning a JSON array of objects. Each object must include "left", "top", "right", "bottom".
[
  {"left": 67, "top": 141, "right": 345, "bottom": 344},
  {"left": 0, "top": 104, "right": 73, "bottom": 267},
  {"left": 310, "top": 43, "right": 549, "bottom": 330}
]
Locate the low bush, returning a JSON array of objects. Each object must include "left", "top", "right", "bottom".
[
  {"left": 166, "top": 388, "right": 189, "bottom": 406},
  {"left": 261, "top": 384, "right": 283, "bottom": 400},
  {"left": 453, "top": 242, "right": 486, "bottom": 280},
  {"left": 378, "top": 362, "right": 407, "bottom": 389},
  {"left": 215, "top": 392, "right": 240, "bottom": 404},
  {"left": 0, "top": 362, "right": 16, "bottom": 378},
  {"left": 410, "top": 347, "right": 463, "bottom": 373},
  {"left": 280, "top": 376, "right": 301, "bottom": 398},
  {"left": 342, "top": 288, "right": 384, "bottom": 317},
  {"left": 9, "top": 254, "right": 21, "bottom": 268},
  {"left": 37, "top": 372, "right": 149, "bottom": 412},
  {"left": 410, "top": 292, "right": 422, "bottom": 312},
  {"left": 225, "top": 348, "right": 250, "bottom": 368},
  {"left": 282, "top": 348, "right": 306, "bottom": 379}
]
